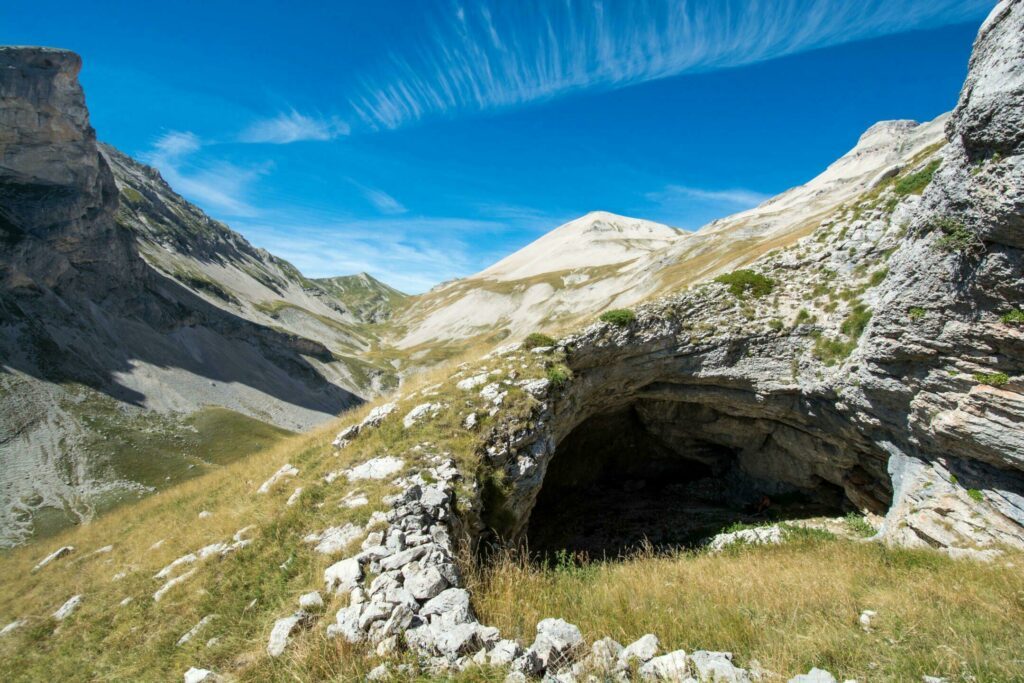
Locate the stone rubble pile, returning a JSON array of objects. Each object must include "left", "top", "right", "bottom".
[
  {"left": 333, "top": 402, "right": 397, "bottom": 449},
  {"left": 253, "top": 449, "right": 852, "bottom": 682}
]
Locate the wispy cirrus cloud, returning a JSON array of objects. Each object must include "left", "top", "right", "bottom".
[
  {"left": 643, "top": 183, "right": 771, "bottom": 229},
  {"left": 238, "top": 109, "right": 350, "bottom": 144},
  {"left": 648, "top": 185, "right": 771, "bottom": 209},
  {"left": 348, "top": 0, "right": 992, "bottom": 130},
  {"left": 142, "top": 131, "right": 270, "bottom": 217},
  {"left": 347, "top": 181, "right": 408, "bottom": 215}
]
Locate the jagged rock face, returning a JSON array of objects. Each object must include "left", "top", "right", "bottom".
[
  {"left": 478, "top": 0, "right": 1024, "bottom": 552},
  {"left": 951, "top": 0, "right": 1024, "bottom": 160},
  {"left": 0, "top": 47, "right": 367, "bottom": 547},
  {"left": 0, "top": 47, "right": 139, "bottom": 294}
]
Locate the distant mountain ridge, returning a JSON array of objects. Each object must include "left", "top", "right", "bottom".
[{"left": 388, "top": 115, "right": 947, "bottom": 361}]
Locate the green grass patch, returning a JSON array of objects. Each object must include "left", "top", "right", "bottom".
[
  {"left": 546, "top": 364, "right": 573, "bottom": 387},
  {"left": 931, "top": 217, "right": 982, "bottom": 255},
  {"left": 843, "top": 512, "right": 876, "bottom": 538},
  {"left": 599, "top": 309, "right": 636, "bottom": 327},
  {"left": 973, "top": 372, "right": 1009, "bottom": 387},
  {"left": 714, "top": 269, "right": 775, "bottom": 299},
  {"left": 908, "top": 307, "right": 927, "bottom": 321},
  {"left": 867, "top": 268, "right": 888, "bottom": 287},
  {"left": 840, "top": 304, "right": 872, "bottom": 339},
  {"left": 523, "top": 332, "right": 556, "bottom": 350},
  {"left": 1001, "top": 310, "right": 1024, "bottom": 325},
  {"left": 893, "top": 160, "right": 941, "bottom": 196}
]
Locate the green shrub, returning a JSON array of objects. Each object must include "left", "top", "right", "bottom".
[
  {"left": 908, "top": 307, "right": 927, "bottom": 321},
  {"left": 599, "top": 309, "right": 636, "bottom": 327},
  {"left": 794, "top": 308, "right": 813, "bottom": 325},
  {"left": 813, "top": 335, "right": 856, "bottom": 366},
  {"left": 546, "top": 364, "right": 573, "bottom": 387},
  {"left": 931, "top": 217, "right": 982, "bottom": 254},
  {"left": 840, "top": 304, "right": 872, "bottom": 340},
  {"left": 769, "top": 319, "right": 784, "bottom": 332},
  {"left": 714, "top": 269, "right": 776, "bottom": 299},
  {"left": 868, "top": 268, "right": 888, "bottom": 287},
  {"left": 523, "top": 332, "right": 556, "bottom": 349},
  {"left": 893, "top": 160, "right": 941, "bottom": 196},
  {"left": 1001, "top": 310, "right": 1024, "bottom": 325},
  {"left": 973, "top": 372, "right": 1009, "bottom": 387},
  {"left": 967, "top": 489, "right": 984, "bottom": 503}
]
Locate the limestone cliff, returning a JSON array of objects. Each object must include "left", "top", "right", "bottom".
[
  {"left": 475, "top": 0, "right": 1024, "bottom": 553},
  {"left": 0, "top": 47, "right": 387, "bottom": 546}
]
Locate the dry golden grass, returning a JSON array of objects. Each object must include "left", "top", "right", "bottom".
[
  {"left": 0, "top": 349, "right": 548, "bottom": 682},
  {"left": 468, "top": 539, "right": 1024, "bottom": 681}
]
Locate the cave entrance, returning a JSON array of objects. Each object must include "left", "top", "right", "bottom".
[{"left": 525, "top": 402, "right": 862, "bottom": 560}]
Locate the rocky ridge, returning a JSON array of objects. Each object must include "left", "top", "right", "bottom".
[{"left": 0, "top": 47, "right": 399, "bottom": 546}]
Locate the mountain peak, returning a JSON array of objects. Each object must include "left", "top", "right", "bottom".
[{"left": 476, "top": 211, "right": 680, "bottom": 282}]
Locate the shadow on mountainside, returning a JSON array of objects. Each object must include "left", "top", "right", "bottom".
[{"left": 0, "top": 245, "right": 362, "bottom": 419}]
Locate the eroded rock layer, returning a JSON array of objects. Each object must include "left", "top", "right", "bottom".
[{"left": 478, "top": 0, "right": 1024, "bottom": 554}]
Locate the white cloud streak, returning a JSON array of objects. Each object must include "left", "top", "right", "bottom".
[
  {"left": 348, "top": 0, "right": 992, "bottom": 130},
  {"left": 142, "top": 131, "right": 269, "bottom": 217},
  {"left": 238, "top": 110, "right": 350, "bottom": 144},
  {"left": 348, "top": 181, "right": 408, "bottom": 215},
  {"left": 648, "top": 185, "right": 771, "bottom": 208}
]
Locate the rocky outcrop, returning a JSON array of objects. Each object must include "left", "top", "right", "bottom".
[
  {"left": 473, "top": 0, "right": 1024, "bottom": 553},
  {"left": 0, "top": 47, "right": 140, "bottom": 295},
  {"left": 0, "top": 47, "right": 370, "bottom": 547}
]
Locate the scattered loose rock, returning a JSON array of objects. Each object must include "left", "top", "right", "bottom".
[
  {"left": 789, "top": 668, "right": 838, "bottom": 683},
  {"left": 267, "top": 611, "right": 314, "bottom": 657},
  {"left": 183, "top": 667, "right": 220, "bottom": 683},
  {"left": 256, "top": 464, "right": 299, "bottom": 494},
  {"left": 53, "top": 594, "right": 82, "bottom": 621},
  {"left": 32, "top": 546, "right": 74, "bottom": 572},
  {"left": 177, "top": 615, "right": 216, "bottom": 647},
  {"left": 403, "top": 402, "right": 442, "bottom": 429},
  {"left": 346, "top": 456, "right": 405, "bottom": 481},
  {"left": 0, "top": 620, "right": 24, "bottom": 637}
]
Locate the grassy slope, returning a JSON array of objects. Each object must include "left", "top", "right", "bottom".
[
  {"left": 5, "top": 145, "right": 1009, "bottom": 681},
  {"left": 28, "top": 388, "right": 294, "bottom": 542},
  {"left": 0, "top": 358, "right": 541, "bottom": 682},
  {"left": 470, "top": 540, "right": 1024, "bottom": 681},
  {"left": 2, "top": 345, "right": 1022, "bottom": 681}
]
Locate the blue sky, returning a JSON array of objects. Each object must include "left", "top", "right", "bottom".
[{"left": 2, "top": 1, "right": 994, "bottom": 292}]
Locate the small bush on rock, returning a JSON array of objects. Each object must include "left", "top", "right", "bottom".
[
  {"left": 599, "top": 309, "right": 636, "bottom": 327},
  {"left": 908, "top": 307, "right": 927, "bottom": 321},
  {"left": 524, "top": 333, "right": 556, "bottom": 349},
  {"left": 714, "top": 269, "right": 775, "bottom": 299},
  {"left": 893, "top": 160, "right": 941, "bottom": 196},
  {"left": 974, "top": 372, "right": 1009, "bottom": 387},
  {"left": 547, "top": 364, "right": 572, "bottom": 387},
  {"left": 931, "top": 217, "right": 983, "bottom": 254},
  {"left": 967, "top": 489, "right": 984, "bottom": 503},
  {"left": 1001, "top": 310, "right": 1024, "bottom": 325}
]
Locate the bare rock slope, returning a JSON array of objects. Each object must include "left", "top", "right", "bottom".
[
  {"left": 392, "top": 116, "right": 946, "bottom": 358},
  {"left": 475, "top": 0, "right": 1024, "bottom": 553}
]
